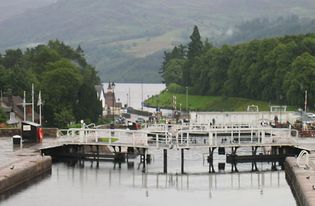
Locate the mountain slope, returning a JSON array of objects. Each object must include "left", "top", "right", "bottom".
[
  {"left": 1, "top": 0, "right": 315, "bottom": 82},
  {"left": 0, "top": 0, "right": 55, "bottom": 22}
]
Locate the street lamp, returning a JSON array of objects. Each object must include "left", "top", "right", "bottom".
[
  {"left": 111, "top": 82, "right": 115, "bottom": 125},
  {"left": 279, "top": 94, "right": 282, "bottom": 125},
  {"left": 185, "top": 86, "right": 188, "bottom": 112}
]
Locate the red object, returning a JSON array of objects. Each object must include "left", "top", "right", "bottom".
[{"left": 37, "top": 128, "right": 44, "bottom": 142}]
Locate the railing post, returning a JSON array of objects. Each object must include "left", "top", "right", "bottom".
[
  {"left": 238, "top": 130, "right": 241, "bottom": 145},
  {"left": 187, "top": 132, "right": 189, "bottom": 147},
  {"left": 181, "top": 131, "right": 183, "bottom": 146},
  {"left": 208, "top": 132, "right": 213, "bottom": 146},
  {"left": 262, "top": 130, "right": 265, "bottom": 144},
  {"left": 132, "top": 132, "right": 135, "bottom": 147},
  {"left": 156, "top": 133, "right": 159, "bottom": 148}
]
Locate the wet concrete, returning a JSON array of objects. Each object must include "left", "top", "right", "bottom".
[
  {"left": 0, "top": 137, "right": 52, "bottom": 195},
  {"left": 0, "top": 155, "right": 51, "bottom": 194},
  {"left": 285, "top": 155, "right": 315, "bottom": 206}
]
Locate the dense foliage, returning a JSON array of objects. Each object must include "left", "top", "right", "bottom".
[
  {"left": 222, "top": 15, "right": 315, "bottom": 45},
  {"left": 0, "top": 108, "right": 6, "bottom": 123},
  {"left": 0, "top": 40, "right": 102, "bottom": 127},
  {"left": 161, "top": 26, "right": 315, "bottom": 109}
]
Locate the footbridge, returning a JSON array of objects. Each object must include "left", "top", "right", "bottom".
[
  {"left": 41, "top": 123, "right": 302, "bottom": 173},
  {"left": 55, "top": 123, "right": 298, "bottom": 149}
]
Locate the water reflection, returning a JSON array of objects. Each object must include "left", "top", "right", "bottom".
[
  {"left": 96, "top": 168, "right": 283, "bottom": 192},
  {"left": 1, "top": 160, "right": 296, "bottom": 206}
]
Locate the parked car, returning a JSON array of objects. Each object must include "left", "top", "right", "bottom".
[{"left": 135, "top": 117, "right": 145, "bottom": 124}]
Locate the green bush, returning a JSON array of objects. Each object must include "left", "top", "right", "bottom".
[
  {"left": 167, "top": 83, "right": 185, "bottom": 94},
  {"left": 0, "top": 108, "right": 6, "bottom": 123}
]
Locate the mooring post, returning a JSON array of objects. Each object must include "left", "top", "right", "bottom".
[
  {"left": 208, "top": 147, "right": 215, "bottom": 173},
  {"left": 163, "top": 149, "right": 167, "bottom": 173},
  {"left": 142, "top": 148, "right": 146, "bottom": 173},
  {"left": 96, "top": 145, "right": 100, "bottom": 167},
  {"left": 181, "top": 148, "right": 185, "bottom": 174}
]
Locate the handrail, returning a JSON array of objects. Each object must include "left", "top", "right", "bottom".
[
  {"left": 296, "top": 150, "right": 310, "bottom": 168},
  {"left": 58, "top": 125, "right": 297, "bottom": 149}
]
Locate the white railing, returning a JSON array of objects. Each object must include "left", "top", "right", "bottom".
[{"left": 58, "top": 126, "right": 297, "bottom": 149}]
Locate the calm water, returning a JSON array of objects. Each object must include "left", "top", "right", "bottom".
[
  {"left": 104, "top": 83, "right": 165, "bottom": 110},
  {"left": 1, "top": 147, "right": 296, "bottom": 206},
  {"left": 0, "top": 83, "right": 296, "bottom": 205}
]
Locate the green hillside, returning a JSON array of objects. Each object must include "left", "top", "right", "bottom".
[
  {"left": 145, "top": 91, "right": 296, "bottom": 112},
  {"left": 1, "top": 0, "right": 315, "bottom": 82}
]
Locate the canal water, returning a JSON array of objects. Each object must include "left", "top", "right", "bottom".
[
  {"left": 105, "top": 83, "right": 165, "bottom": 110},
  {"left": 0, "top": 142, "right": 297, "bottom": 206},
  {"left": 0, "top": 83, "right": 297, "bottom": 205}
]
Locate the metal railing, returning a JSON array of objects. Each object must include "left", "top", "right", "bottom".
[{"left": 57, "top": 125, "right": 298, "bottom": 149}]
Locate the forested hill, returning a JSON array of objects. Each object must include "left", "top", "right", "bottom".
[
  {"left": 1, "top": 0, "right": 315, "bottom": 82},
  {"left": 0, "top": 41, "right": 102, "bottom": 128},
  {"left": 220, "top": 16, "right": 315, "bottom": 45},
  {"left": 161, "top": 27, "right": 315, "bottom": 109}
]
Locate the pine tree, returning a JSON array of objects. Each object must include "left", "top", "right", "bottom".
[
  {"left": 183, "top": 25, "right": 203, "bottom": 86},
  {"left": 187, "top": 25, "right": 203, "bottom": 60}
]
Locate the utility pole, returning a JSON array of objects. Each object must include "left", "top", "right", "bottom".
[
  {"left": 23, "top": 91, "right": 26, "bottom": 121},
  {"left": 128, "top": 88, "right": 131, "bottom": 107},
  {"left": 305, "top": 90, "right": 307, "bottom": 112},
  {"left": 141, "top": 81, "right": 144, "bottom": 110}
]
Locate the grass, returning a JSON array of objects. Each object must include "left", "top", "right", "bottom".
[
  {"left": 98, "top": 137, "right": 119, "bottom": 143},
  {"left": 145, "top": 91, "right": 297, "bottom": 112}
]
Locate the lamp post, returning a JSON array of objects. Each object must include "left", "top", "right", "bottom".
[
  {"left": 111, "top": 82, "right": 115, "bottom": 125},
  {"left": 185, "top": 86, "right": 188, "bottom": 112},
  {"left": 305, "top": 90, "right": 307, "bottom": 112},
  {"left": 279, "top": 94, "right": 282, "bottom": 125}
]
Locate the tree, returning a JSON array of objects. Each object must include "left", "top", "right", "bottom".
[
  {"left": 75, "top": 83, "right": 102, "bottom": 123},
  {"left": 0, "top": 40, "right": 101, "bottom": 127},
  {"left": 184, "top": 25, "right": 203, "bottom": 86},
  {"left": 187, "top": 26, "right": 203, "bottom": 60},
  {"left": 160, "top": 45, "right": 186, "bottom": 84},
  {"left": 2, "top": 49, "right": 23, "bottom": 68},
  {"left": 284, "top": 52, "right": 315, "bottom": 107},
  {"left": 41, "top": 60, "right": 83, "bottom": 127},
  {"left": 163, "top": 59, "right": 185, "bottom": 86},
  {"left": 0, "top": 108, "right": 6, "bottom": 123}
]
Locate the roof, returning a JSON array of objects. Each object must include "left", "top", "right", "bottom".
[
  {"left": 1, "top": 95, "right": 39, "bottom": 121},
  {"left": 22, "top": 121, "right": 41, "bottom": 127},
  {"left": 94, "top": 85, "right": 104, "bottom": 96}
]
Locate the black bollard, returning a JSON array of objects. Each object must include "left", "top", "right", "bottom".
[
  {"left": 181, "top": 148, "right": 185, "bottom": 174},
  {"left": 163, "top": 149, "right": 167, "bottom": 173}
]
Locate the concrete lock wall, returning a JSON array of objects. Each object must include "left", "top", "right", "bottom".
[
  {"left": 190, "top": 112, "right": 298, "bottom": 125},
  {"left": 0, "top": 156, "right": 52, "bottom": 194},
  {"left": 285, "top": 156, "right": 315, "bottom": 206}
]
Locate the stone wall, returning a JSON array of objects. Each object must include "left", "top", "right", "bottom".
[
  {"left": 0, "top": 128, "right": 58, "bottom": 137},
  {"left": 0, "top": 128, "right": 20, "bottom": 137}
]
